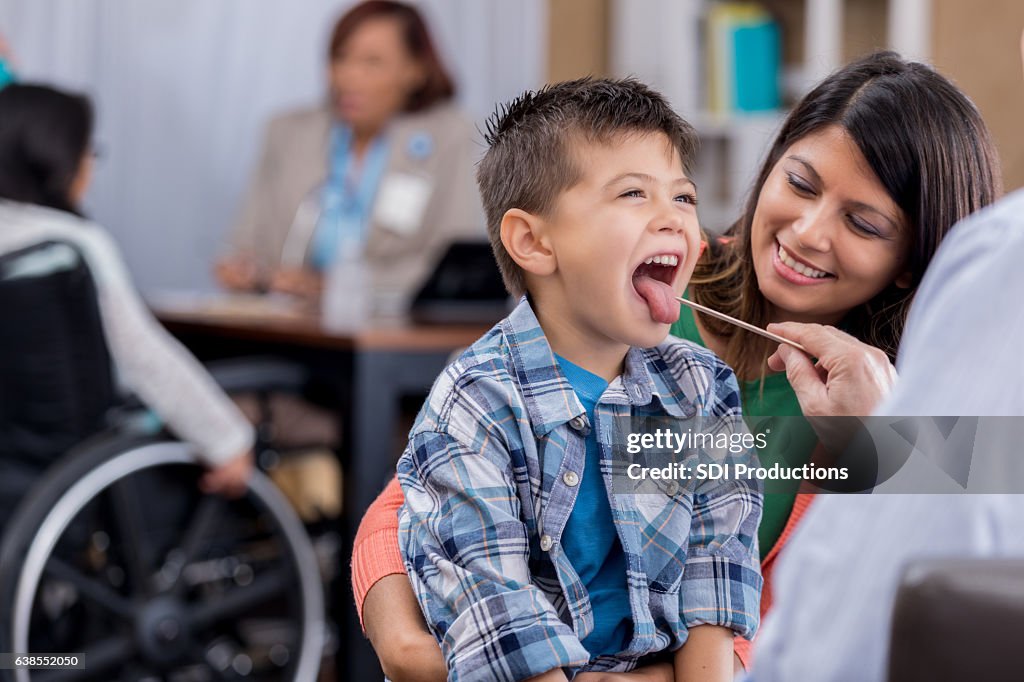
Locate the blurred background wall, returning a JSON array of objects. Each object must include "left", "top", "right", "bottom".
[{"left": 2, "top": 0, "right": 1022, "bottom": 293}]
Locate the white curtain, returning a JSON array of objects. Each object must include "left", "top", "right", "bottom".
[{"left": 0, "top": 0, "right": 545, "bottom": 292}]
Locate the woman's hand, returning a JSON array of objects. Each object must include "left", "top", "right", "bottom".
[
  {"left": 363, "top": 574, "right": 446, "bottom": 682},
  {"left": 214, "top": 255, "right": 262, "bottom": 292},
  {"left": 766, "top": 322, "right": 897, "bottom": 417},
  {"left": 269, "top": 267, "right": 323, "bottom": 300},
  {"left": 199, "top": 449, "right": 254, "bottom": 498}
]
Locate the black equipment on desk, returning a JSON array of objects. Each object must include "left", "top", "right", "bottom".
[{"left": 410, "top": 241, "right": 512, "bottom": 324}]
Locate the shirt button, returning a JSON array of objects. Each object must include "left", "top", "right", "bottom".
[
  {"left": 568, "top": 415, "right": 587, "bottom": 432},
  {"left": 540, "top": 534, "right": 554, "bottom": 552},
  {"left": 563, "top": 471, "right": 580, "bottom": 487},
  {"left": 664, "top": 480, "right": 680, "bottom": 497}
]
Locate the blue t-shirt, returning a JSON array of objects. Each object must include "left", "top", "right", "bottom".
[{"left": 555, "top": 355, "right": 633, "bottom": 658}]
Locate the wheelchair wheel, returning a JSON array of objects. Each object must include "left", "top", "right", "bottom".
[{"left": 0, "top": 434, "right": 324, "bottom": 681}]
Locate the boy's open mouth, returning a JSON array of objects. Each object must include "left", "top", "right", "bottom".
[{"left": 632, "top": 254, "right": 681, "bottom": 324}]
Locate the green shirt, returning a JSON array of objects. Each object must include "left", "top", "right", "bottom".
[{"left": 670, "top": 303, "right": 817, "bottom": 557}]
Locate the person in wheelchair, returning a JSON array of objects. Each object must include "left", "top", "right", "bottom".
[
  {"left": 0, "top": 83, "right": 327, "bottom": 682},
  {"left": 0, "top": 82, "right": 255, "bottom": 511}
]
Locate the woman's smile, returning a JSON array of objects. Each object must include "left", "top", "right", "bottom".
[{"left": 770, "top": 239, "right": 834, "bottom": 285}]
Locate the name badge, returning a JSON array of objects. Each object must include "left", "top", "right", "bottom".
[{"left": 373, "top": 172, "right": 433, "bottom": 237}]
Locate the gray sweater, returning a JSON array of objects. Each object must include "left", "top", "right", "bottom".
[{"left": 0, "top": 200, "right": 253, "bottom": 464}]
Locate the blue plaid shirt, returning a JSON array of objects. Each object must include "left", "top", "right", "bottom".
[{"left": 398, "top": 298, "right": 763, "bottom": 680}]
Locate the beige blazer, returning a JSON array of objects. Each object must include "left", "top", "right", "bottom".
[{"left": 228, "top": 101, "right": 485, "bottom": 308}]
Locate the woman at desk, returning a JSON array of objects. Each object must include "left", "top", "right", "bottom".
[{"left": 216, "top": 0, "right": 482, "bottom": 312}]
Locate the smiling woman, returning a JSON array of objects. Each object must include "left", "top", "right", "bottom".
[
  {"left": 689, "top": 51, "right": 1001, "bottom": 382},
  {"left": 671, "top": 49, "right": 1001, "bottom": 670},
  {"left": 752, "top": 125, "right": 914, "bottom": 320}
]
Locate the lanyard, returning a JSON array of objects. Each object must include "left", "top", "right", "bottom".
[{"left": 309, "top": 124, "right": 390, "bottom": 270}]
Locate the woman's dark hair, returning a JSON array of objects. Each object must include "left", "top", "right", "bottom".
[
  {"left": 327, "top": 0, "right": 455, "bottom": 112},
  {"left": 0, "top": 83, "right": 93, "bottom": 215},
  {"left": 693, "top": 51, "right": 1002, "bottom": 382}
]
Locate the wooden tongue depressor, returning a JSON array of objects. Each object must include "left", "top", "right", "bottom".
[{"left": 675, "top": 296, "right": 809, "bottom": 354}]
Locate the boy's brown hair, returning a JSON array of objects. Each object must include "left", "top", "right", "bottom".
[{"left": 477, "top": 77, "right": 698, "bottom": 296}]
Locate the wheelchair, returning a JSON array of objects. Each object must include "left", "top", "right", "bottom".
[{"left": 0, "top": 241, "right": 326, "bottom": 681}]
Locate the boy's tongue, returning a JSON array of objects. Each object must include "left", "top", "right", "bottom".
[{"left": 633, "top": 273, "right": 679, "bottom": 324}]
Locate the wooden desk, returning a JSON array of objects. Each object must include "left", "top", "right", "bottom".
[
  {"left": 155, "top": 304, "right": 490, "bottom": 512},
  {"left": 154, "top": 299, "right": 492, "bottom": 680}
]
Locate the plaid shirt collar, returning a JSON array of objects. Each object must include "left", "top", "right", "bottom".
[{"left": 501, "top": 296, "right": 696, "bottom": 438}]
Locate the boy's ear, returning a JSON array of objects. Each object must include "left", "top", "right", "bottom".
[{"left": 500, "top": 208, "right": 556, "bottom": 277}]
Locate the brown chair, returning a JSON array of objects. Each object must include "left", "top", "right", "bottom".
[{"left": 888, "top": 558, "right": 1024, "bottom": 681}]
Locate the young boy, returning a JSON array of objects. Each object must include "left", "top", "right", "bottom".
[{"left": 397, "top": 78, "right": 762, "bottom": 681}]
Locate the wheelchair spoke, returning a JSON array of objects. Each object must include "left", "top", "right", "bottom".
[
  {"left": 189, "top": 568, "right": 289, "bottom": 630},
  {"left": 44, "top": 556, "right": 135, "bottom": 619},
  {"left": 107, "top": 479, "right": 155, "bottom": 596},
  {"left": 167, "top": 495, "right": 222, "bottom": 595},
  {"left": 33, "top": 634, "right": 135, "bottom": 682}
]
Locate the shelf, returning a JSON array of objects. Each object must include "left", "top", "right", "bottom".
[{"left": 689, "top": 109, "right": 787, "bottom": 137}]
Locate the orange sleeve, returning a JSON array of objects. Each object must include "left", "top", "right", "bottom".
[
  {"left": 734, "top": 635, "right": 753, "bottom": 671},
  {"left": 734, "top": 493, "right": 815, "bottom": 671},
  {"left": 351, "top": 475, "right": 408, "bottom": 628}
]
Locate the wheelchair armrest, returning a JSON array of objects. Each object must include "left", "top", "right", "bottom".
[
  {"left": 203, "top": 356, "right": 310, "bottom": 395},
  {"left": 105, "top": 358, "right": 313, "bottom": 454},
  {"left": 888, "top": 558, "right": 1024, "bottom": 681},
  {"left": 107, "top": 357, "right": 309, "bottom": 427}
]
